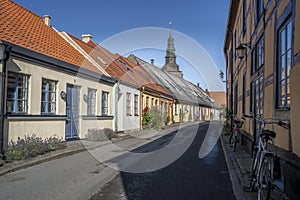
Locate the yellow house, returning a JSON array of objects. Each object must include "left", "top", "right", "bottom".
[{"left": 224, "top": 0, "right": 300, "bottom": 198}]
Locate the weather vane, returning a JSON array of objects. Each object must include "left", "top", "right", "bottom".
[{"left": 169, "top": 21, "right": 173, "bottom": 35}]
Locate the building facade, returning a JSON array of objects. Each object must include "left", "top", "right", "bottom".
[
  {"left": 0, "top": 0, "right": 115, "bottom": 147},
  {"left": 224, "top": 0, "right": 300, "bottom": 198}
]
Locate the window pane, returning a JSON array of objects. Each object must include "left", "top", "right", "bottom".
[
  {"left": 280, "top": 29, "right": 286, "bottom": 55},
  {"left": 287, "top": 50, "right": 292, "bottom": 77},
  {"left": 41, "top": 79, "right": 56, "bottom": 114},
  {"left": 281, "top": 54, "right": 286, "bottom": 80},
  {"left": 287, "top": 21, "right": 292, "bottom": 49}
]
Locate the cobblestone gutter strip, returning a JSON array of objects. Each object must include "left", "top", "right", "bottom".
[{"left": 220, "top": 135, "right": 248, "bottom": 200}]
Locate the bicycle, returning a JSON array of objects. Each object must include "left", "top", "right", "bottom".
[
  {"left": 228, "top": 118, "right": 244, "bottom": 152},
  {"left": 243, "top": 114, "right": 289, "bottom": 200}
]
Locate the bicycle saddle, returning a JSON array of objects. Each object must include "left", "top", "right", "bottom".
[
  {"left": 261, "top": 130, "right": 276, "bottom": 138},
  {"left": 234, "top": 119, "right": 242, "bottom": 123}
]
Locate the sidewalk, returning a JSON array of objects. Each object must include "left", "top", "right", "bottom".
[
  {"left": 0, "top": 122, "right": 193, "bottom": 177},
  {"left": 221, "top": 132, "right": 289, "bottom": 200}
]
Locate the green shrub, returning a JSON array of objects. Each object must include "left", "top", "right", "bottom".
[
  {"left": 5, "top": 134, "right": 66, "bottom": 161},
  {"left": 188, "top": 112, "right": 192, "bottom": 122},
  {"left": 165, "top": 115, "right": 170, "bottom": 125},
  {"left": 142, "top": 107, "right": 151, "bottom": 128},
  {"left": 103, "top": 128, "right": 116, "bottom": 140},
  {"left": 86, "top": 128, "right": 116, "bottom": 141}
]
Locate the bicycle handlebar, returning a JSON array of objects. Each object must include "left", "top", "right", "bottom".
[{"left": 243, "top": 114, "right": 290, "bottom": 129}]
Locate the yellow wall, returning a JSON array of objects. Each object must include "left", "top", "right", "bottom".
[
  {"left": 225, "top": 0, "right": 299, "bottom": 154},
  {"left": 291, "top": 64, "right": 300, "bottom": 156}
]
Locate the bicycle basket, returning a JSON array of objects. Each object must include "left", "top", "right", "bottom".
[{"left": 236, "top": 121, "right": 244, "bottom": 128}]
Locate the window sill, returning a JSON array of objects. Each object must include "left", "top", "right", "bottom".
[
  {"left": 275, "top": 107, "right": 290, "bottom": 111},
  {"left": 6, "top": 115, "right": 67, "bottom": 120},
  {"left": 81, "top": 115, "right": 114, "bottom": 120}
]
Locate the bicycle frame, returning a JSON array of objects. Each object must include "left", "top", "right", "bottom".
[{"left": 243, "top": 114, "right": 289, "bottom": 199}]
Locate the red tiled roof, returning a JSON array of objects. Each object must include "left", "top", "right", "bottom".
[
  {"left": 69, "top": 35, "right": 172, "bottom": 98},
  {"left": 207, "top": 91, "right": 226, "bottom": 107},
  {"left": 0, "top": 0, "right": 103, "bottom": 74}
]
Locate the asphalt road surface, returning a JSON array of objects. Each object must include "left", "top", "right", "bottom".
[
  {"left": 0, "top": 122, "right": 234, "bottom": 200},
  {"left": 90, "top": 122, "right": 234, "bottom": 200}
]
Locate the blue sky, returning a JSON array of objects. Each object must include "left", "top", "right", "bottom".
[{"left": 13, "top": 0, "right": 229, "bottom": 90}]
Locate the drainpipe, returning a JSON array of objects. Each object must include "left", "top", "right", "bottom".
[
  {"left": 0, "top": 43, "right": 12, "bottom": 159},
  {"left": 114, "top": 81, "right": 119, "bottom": 132}
]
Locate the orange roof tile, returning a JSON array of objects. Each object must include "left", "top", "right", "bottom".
[
  {"left": 69, "top": 35, "right": 172, "bottom": 98},
  {"left": 0, "top": 0, "right": 103, "bottom": 74}
]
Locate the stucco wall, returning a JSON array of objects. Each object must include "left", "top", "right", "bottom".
[
  {"left": 4, "top": 56, "right": 114, "bottom": 142},
  {"left": 117, "top": 84, "right": 140, "bottom": 131},
  {"left": 291, "top": 64, "right": 300, "bottom": 156},
  {"left": 6, "top": 120, "right": 65, "bottom": 142}
]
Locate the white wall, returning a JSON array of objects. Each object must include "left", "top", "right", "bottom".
[{"left": 116, "top": 83, "right": 140, "bottom": 131}]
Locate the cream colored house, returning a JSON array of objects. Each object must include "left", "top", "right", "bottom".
[{"left": 0, "top": 0, "right": 116, "bottom": 148}]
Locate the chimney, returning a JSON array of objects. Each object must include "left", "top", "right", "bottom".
[
  {"left": 205, "top": 89, "right": 211, "bottom": 96},
  {"left": 43, "top": 15, "right": 51, "bottom": 27},
  {"left": 197, "top": 83, "right": 200, "bottom": 87},
  {"left": 151, "top": 59, "right": 154, "bottom": 65},
  {"left": 82, "top": 34, "right": 93, "bottom": 43}
]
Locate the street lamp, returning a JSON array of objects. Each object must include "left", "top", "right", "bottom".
[
  {"left": 219, "top": 70, "right": 226, "bottom": 83},
  {"left": 236, "top": 43, "right": 250, "bottom": 59},
  {"left": 0, "top": 41, "right": 12, "bottom": 159}
]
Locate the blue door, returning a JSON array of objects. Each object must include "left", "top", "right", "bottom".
[{"left": 66, "top": 84, "right": 80, "bottom": 139}]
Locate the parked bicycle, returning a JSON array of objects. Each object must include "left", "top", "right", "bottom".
[
  {"left": 243, "top": 114, "right": 289, "bottom": 200},
  {"left": 228, "top": 118, "right": 244, "bottom": 152}
]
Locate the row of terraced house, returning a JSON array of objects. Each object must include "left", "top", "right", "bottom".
[
  {"left": 0, "top": 0, "right": 219, "bottom": 153},
  {"left": 224, "top": 0, "right": 300, "bottom": 199}
]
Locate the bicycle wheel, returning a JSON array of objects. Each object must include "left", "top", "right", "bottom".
[
  {"left": 232, "top": 133, "right": 237, "bottom": 152},
  {"left": 258, "top": 156, "right": 272, "bottom": 200},
  {"left": 229, "top": 131, "right": 233, "bottom": 146},
  {"left": 249, "top": 147, "right": 260, "bottom": 192}
]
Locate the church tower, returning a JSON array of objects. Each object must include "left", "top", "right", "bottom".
[{"left": 162, "top": 24, "right": 183, "bottom": 78}]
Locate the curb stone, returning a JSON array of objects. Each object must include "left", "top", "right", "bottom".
[{"left": 220, "top": 134, "right": 248, "bottom": 200}]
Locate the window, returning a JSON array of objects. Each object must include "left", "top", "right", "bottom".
[
  {"left": 234, "top": 84, "right": 238, "bottom": 115},
  {"left": 134, "top": 94, "right": 139, "bottom": 116},
  {"left": 126, "top": 93, "right": 131, "bottom": 116},
  {"left": 87, "top": 88, "right": 96, "bottom": 115},
  {"left": 6, "top": 72, "right": 29, "bottom": 113},
  {"left": 277, "top": 19, "right": 292, "bottom": 108},
  {"left": 243, "top": 0, "right": 247, "bottom": 33},
  {"left": 234, "top": 31, "right": 237, "bottom": 60},
  {"left": 257, "top": 0, "right": 264, "bottom": 21},
  {"left": 151, "top": 98, "right": 154, "bottom": 106},
  {"left": 252, "top": 37, "right": 264, "bottom": 73},
  {"left": 242, "top": 74, "right": 246, "bottom": 114},
  {"left": 102, "top": 92, "right": 109, "bottom": 115},
  {"left": 165, "top": 102, "right": 168, "bottom": 115},
  {"left": 155, "top": 99, "right": 158, "bottom": 106},
  {"left": 174, "top": 102, "right": 178, "bottom": 115},
  {"left": 146, "top": 97, "right": 149, "bottom": 108},
  {"left": 41, "top": 79, "right": 56, "bottom": 114}
]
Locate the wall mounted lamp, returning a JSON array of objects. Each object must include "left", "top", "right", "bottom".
[
  {"left": 60, "top": 91, "right": 66, "bottom": 101},
  {"left": 83, "top": 94, "right": 88, "bottom": 102},
  {"left": 236, "top": 43, "right": 251, "bottom": 59}
]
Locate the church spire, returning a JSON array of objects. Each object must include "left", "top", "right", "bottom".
[
  {"left": 163, "top": 22, "right": 183, "bottom": 78},
  {"left": 165, "top": 22, "right": 176, "bottom": 65}
]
